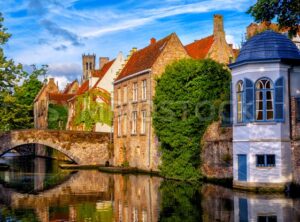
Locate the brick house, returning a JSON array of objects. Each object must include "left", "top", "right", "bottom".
[
  {"left": 113, "top": 33, "right": 189, "bottom": 170},
  {"left": 34, "top": 78, "right": 79, "bottom": 129},
  {"left": 185, "top": 14, "right": 238, "bottom": 63}
]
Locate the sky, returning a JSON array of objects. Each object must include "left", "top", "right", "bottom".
[{"left": 1, "top": 0, "right": 256, "bottom": 89}]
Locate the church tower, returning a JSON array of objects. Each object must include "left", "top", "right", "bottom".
[{"left": 82, "top": 54, "right": 96, "bottom": 81}]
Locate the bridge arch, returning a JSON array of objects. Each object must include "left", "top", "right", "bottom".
[
  {"left": 1, "top": 142, "right": 80, "bottom": 164},
  {"left": 0, "top": 130, "right": 111, "bottom": 166}
]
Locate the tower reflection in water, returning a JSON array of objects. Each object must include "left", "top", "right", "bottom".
[{"left": 0, "top": 157, "right": 300, "bottom": 221}]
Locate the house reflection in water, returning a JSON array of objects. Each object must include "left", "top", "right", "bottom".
[
  {"left": 201, "top": 184, "right": 300, "bottom": 222},
  {"left": 113, "top": 174, "right": 162, "bottom": 222}
]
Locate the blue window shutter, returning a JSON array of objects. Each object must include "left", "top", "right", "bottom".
[
  {"left": 275, "top": 77, "right": 284, "bottom": 122},
  {"left": 244, "top": 78, "right": 254, "bottom": 122}
]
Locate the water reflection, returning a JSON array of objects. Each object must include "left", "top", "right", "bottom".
[{"left": 0, "top": 156, "right": 300, "bottom": 222}]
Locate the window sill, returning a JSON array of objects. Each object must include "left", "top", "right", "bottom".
[
  {"left": 132, "top": 101, "right": 138, "bottom": 104},
  {"left": 122, "top": 135, "right": 127, "bottom": 138},
  {"left": 123, "top": 103, "right": 127, "bottom": 106},
  {"left": 252, "top": 122, "right": 277, "bottom": 125},
  {"left": 140, "top": 133, "right": 146, "bottom": 136},
  {"left": 256, "top": 166, "right": 276, "bottom": 168},
  {"left": 131, "top": 133, "right": 137, "bottom": 136},
  {"left": 116, "top": 104, "right": 121, "bottom": 108},
  {"left": 141, "top": 99, "right": 147, "bottom": 102},
  {"left": 234, "top": 123, "right": 247, "bottom": 126}
]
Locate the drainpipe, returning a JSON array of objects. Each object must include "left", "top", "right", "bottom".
[{"left": 148, "top": 70, "right": 152, "bottom": 168}]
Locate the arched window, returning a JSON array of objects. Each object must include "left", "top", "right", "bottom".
[
  {"left": 86, "top": 62, "right": 88, "bottom": 70},
  {"left": 255, "top": 78, "right": 274, "bottom": 121},
  {"left": 236, "top": 81, "right": 244, "bottom": 122}
]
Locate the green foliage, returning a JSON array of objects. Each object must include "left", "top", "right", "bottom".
[
  {"left": 48, "top": 104, "right": 69, "bottom": 130},
  {"left": 0, "top": 13, "right": 45, "bottom": 131},
  {"left": 153, "top": 59, "right": 231, "bottom": 181},
  {"left": 159, "top": 180, "right": 201, "bottom": 221},
  {"left": 73, "top": 89, "right": 112, "bottom": 131},
  {"left": 247, "top": 0, "right": 300, "bottom": 37}
]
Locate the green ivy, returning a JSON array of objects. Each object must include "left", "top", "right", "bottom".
[
  {"left": 48, "top": 104, "right": 68, "bottom": 130},
  {"left": 153, "top": 59, "right": 231, "bottom": 181},
  {"left": 73, "top": 89, "right": 113, "bottom": 131}
]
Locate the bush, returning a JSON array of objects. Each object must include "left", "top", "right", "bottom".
[{"left": 153, "top": 59, "right": 231, "bottom": 180}]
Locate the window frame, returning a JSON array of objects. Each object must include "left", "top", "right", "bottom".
[
  {"left": 123, "top": 85, "right": 128, "bottom": 104},
  {"left": 132, "top": 82, "right": 138, "bottom": 102},
  {"left": 142, "top": 79, "right": 147, "bottom": 101},
  {"left": 256, "top": 154, "right": 276, "bottom": 167},
  {"left": 141, "top": 110, "right": 146, "bottom": 134},
  {"left": 132, "top": 111, "right": 137, "bottom": 135},
  {"left": 117, "top": 112, "right": 122, "bottom": 137},
  {"left": 236, "top": 80, "right": 244, "bottom": 123},
  {"left": 255, "top": 78, "right": 274, "bottom": 122}
]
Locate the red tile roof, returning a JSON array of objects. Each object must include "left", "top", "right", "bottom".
[
  {"left": 77, "top": 80, "right": 89, "bottom": 95},
  {"left": 91, "top": 59, "right": 115, "bottom": 78},
  {"left": 115, "top": 33, "right": 175, "bottom": 81},
  {"left": 92, "top": 59, "right": 115, "bottom": 89},
  {"left": 48, "top": 93, "right": 75, "bottom": 104},
  {"left": 185, "top": 35, "right": 214, "bottom": 59},
  {"left": 63, "top": 80, "right": 78, "bottom": 94}
]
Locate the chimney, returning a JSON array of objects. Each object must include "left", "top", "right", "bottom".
[
  {"left": 213, "top": 14, "right": 225, "bottom": 37},
  {"left": 150, "top": 37, "right": 156, "bottom": 45},
  {"left": 99, "top": 57, "right": 109, "bottom": 70}
]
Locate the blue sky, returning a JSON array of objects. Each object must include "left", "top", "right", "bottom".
[{"left": 1, "top": 0, "right": 256, "bottom": 88}]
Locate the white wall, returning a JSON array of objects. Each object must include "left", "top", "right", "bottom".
[{"left": 231, "top": 62, "right": 293, "bottom": 184}]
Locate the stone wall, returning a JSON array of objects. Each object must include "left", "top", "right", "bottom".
[
  {"left": 0, "top": 130, "right": 112, "bottom": 165},
  {"left": 201, "top": 121, "right": 233, "bottom": 179},
  {"left": 291, "top": 97, "right": 300, "bottom": 184}
]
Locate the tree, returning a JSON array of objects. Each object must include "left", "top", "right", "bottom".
[
  {"left": 0, "top": 13, "right": 45, "bottom": 131},
  {"left": 247, "top": 0, "right": 300, "bottom": 37},
  {"left": 153, "top": 59, "right": 231, "bottom": 181}
]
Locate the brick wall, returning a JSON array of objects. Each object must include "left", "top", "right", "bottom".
[{"left": 291, "top": 97, "right": 300, "bottom": 184}]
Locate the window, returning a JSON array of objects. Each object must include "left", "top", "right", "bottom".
[
  {"left": 133, "top": 82, "right": 138, "bottom": 102},
  {"left": 117, "top": 113, "right": 121, "bottom": 137},
  {"left": 141, "top": 110, "right": 146, "bottom": 134},
  {"left": 89, "top": 62, "right": 92, "bottom": 70},
  {"left": 86, "top": 62, "right": 88, "bottom": 70},
  {"left": 117, "top": 88, "right": 121, "bottom": 106},
  {"left": 256, "top": 154, "right": 275, "bottom": 167},
  {"left": 132, "top": 111, "right": 137, "bottom": 135},
  {"left": 255, "top": 78, "right": 274, "bottom": 121},
  {"left": 142, "top": 79, "right": 147, "bottom": 100},
  {"left": 236, "top": 81, "right": 244, "bottom": 122},
  {"left": 123, "top": 114, "right": 127, "bottom": 135},
  {"left": 258, "top": 215, "right": 277, "bottom": 222},
  {"left": 123, "top": 86, "right": 128, "bottom": 104}
]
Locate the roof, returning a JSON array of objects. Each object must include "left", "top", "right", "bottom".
[
  {"left": 91, "top": 59, "right": 115, "bottom": 78},
  {"left": 48, "top": 93, "right": 75, "bottom": 104},
  {"left": 185, "top": 35, "right": 214, "bottom": 59},
  {"left": 231, "top": 30, "right": 300, "bottom": 67},
  {"left": 115, "top": 33, "right": 175, "bottom": 81},
  {"left": 77, "top": 80, "right": 89, "bottom": 95},
  {"left": 63, "top": 80, "right": 78, "bottom": 94}
]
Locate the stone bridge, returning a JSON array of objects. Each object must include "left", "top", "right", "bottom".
[{"left": 0, "top": 129, "right": 113, "bottom": 165}]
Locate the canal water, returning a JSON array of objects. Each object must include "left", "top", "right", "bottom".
[{"left": 0, "top": 156, "right": 300, "bottom": 221}]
